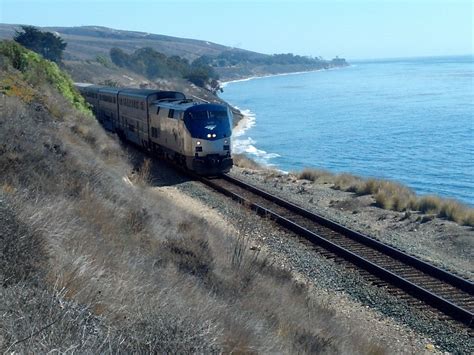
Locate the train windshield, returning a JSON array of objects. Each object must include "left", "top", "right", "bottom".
[
  {"left": 189, "top": 111, "right": 229, "bottom": 120},
  {"left": 184, "top": 108, "right": 232, "bottom": 139}
]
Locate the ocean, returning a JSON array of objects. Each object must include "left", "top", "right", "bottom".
[{"left": 220, "top": 55, "right": 474, "bottom": 206}]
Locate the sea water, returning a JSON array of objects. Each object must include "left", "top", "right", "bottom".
[{"left": 220, "top": 56, "right": 474, "bottom": 205}]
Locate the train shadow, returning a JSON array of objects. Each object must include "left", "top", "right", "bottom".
[{"left": 121, "top": 142, "right": 192, "bottom": 188}]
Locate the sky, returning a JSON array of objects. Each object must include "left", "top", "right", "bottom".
[{"left": 0, "top": 0, "right": 472, "bottom": 60}]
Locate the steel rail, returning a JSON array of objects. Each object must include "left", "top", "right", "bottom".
[{"left": 195, "top": 173, "right": 473, "bottom": 327}]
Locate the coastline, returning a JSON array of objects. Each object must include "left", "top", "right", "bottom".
[
  {"left": 222, "top": 69, "right": 474, "bottom": 225},
  {"left": 220, "top": 66, "right": 343, "bottom": 87}
]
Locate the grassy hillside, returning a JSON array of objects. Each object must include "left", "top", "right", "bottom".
[
  {"left": 0, "top": 41, "right": 381, "bottom": 353},
  {"left": 0, "top": 24, "right": 348, "bottom": 81},
  {"left": 0, "top": 24, "right": 246, "bottom": 62}
]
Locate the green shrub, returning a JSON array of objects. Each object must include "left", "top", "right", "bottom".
[{"left": 0, "top": 40, "right": 90, "bottom": 115}]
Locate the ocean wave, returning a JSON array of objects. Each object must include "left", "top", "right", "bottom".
[
  {"left": 233, "top": 137, "right": 280, "bottom": 165},
  {"left": 220, "top": 77, "right": 258, "bottom": 88},
  {"left": 232, "top": 107, "right": 256, "bottom": 137},
  {"left": 230, "top": 107, "right": 280, "bottom": 166}
]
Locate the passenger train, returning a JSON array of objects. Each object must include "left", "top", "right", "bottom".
[{"left": 75, "top": 84, "right": 233, "bottom": 174}]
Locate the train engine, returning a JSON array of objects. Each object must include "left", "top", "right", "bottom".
[
  {"left": 150, "top": 100, "right": 233, "bottom": 174},
  {"left": 75, "top": 83, "right": 233, "bottom": 175}
]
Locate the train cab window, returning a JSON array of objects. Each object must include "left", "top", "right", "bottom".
[{"left": 168, "top": 109, "right": 175, "bottom": 118}]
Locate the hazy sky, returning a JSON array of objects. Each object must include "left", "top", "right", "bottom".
[{"left": 1, "top": 0, "right": 472, "bottom": 60}]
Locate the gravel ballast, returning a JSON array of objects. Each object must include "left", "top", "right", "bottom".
[
  {"left": 228, "top": 167, "right": 474, "bottom": 281},
  {"left": 143, "top": 158, "right": 472, "bottom": 354}
]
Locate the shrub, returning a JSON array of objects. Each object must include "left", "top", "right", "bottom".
[
  {"left": 0, "top": 40, "right": 90, "bottom": 114},
  {"left": 413, "top": 195, "right": 442, "bottom": 214},
  {"left": 333, "top": 173, "right": 362, "bottom": 192},
  {"left": 297, "top": 168, "right": 333, "bottom": 183},
  {"left": 462, "top": 211, "right": 474, "bottom": 227}
]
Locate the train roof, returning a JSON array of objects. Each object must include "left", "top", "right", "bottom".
[
  {"left": 74, "top": 84, "right": 186, "bottom": 100},
  {"left": 74, "top": 83, "right": 102, "bottom": 91},
  {"left": 119, "top": 89, "right": 185, "bottom": 100},
  {"left": 74, "top": 83, "right": 97, "bottom": 88},
  {"left": 119, "top": 88, "right": 163, "bottom": 97},
  {"left": 99, "top": 87, "right": 120, "bottom": 94}
]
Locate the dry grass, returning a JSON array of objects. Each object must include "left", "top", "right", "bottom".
[
  {"left": 232, "top": 153, "right": 263, "bottom": 170},
  {"left": 297, "top": 168, "right": 334, "bottom": 184},
  {"left": 0, "top": 70, "right": 383, "bottom": 353},
  {"left": 296, "top": 168, "right": 474, "bottom": 226}
]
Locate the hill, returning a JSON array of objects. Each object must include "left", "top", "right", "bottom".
[
  {"left": 0, "top": 23, "right": 348, "bottom": 81},
  {"left": 0, "top": 24, "right": 233, "bottom": 61}
]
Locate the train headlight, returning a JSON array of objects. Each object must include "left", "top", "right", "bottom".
[
  {"left": 212, "top": 133, "right": 216, "bottom": 138},
  {"left": 224, "top": 139, "right": 228, "bottom": 144},
  {"left": 207, "top": 133, "right": 212, "bottom": 138},
  {"left": 196, "top": 141, "right": 201, "bottom": 145}
]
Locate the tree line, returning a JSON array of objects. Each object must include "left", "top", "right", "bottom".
[
  {"left": 197, "top": 50, "right": 337, "bottom": 67},
  {"left": 12, "top": 26, "right": 221, "bottom": 92},
  {"left": 110, "top": 47, "right": 220, "bottom": 92}
]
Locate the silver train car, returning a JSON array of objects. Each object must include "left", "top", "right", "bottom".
[{"left": 75, "top": 84, "right": 233, "bottom": 174}]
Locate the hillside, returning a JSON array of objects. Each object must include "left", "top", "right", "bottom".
[
  {"left": 0, "top": 41, "right": 383, "bottom": 353},
  {"left": 0, "top": 24, "right": 232, "bottom": 61},
  {"left": 0, "top": 24, "right": 348, "bottom": 81}
]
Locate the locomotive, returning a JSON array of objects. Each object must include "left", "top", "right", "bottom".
[{"left": 75, "top": 84, "right": 233, "bottom": 174}]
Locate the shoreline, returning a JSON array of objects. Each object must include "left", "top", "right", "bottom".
[
  {"left": 219, "top": 66, "right": 344, "bottom": 87},
  {"left": 220, "top": 66, "right": 473, "bottom": 209},
  {"left": 222, "top": 88, "right": 474, "bottom": 219}
]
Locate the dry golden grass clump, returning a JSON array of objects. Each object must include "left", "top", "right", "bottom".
[
  {"left": 232, "top": 153, "right": 263, "bottom": 170},
  {"left": 0, "top": 57, "right": 382, "bottom": 352},
  {"left": 296, "top": 168, "right": 474, "bottom": 226},
  {"left": 297, "top": 168, "right": 334, "bottom": 184}
]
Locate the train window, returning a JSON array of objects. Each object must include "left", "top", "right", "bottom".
[
  {"left": 209, "top": 111, "right": 228, "bottom": 119},
  {"left": 168, "top": 109, "right": 175, "bottom": 118},
  {"left": 128, "top": 124, "right": 135, "bottom": 132}
]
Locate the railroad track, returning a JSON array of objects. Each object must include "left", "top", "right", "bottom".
[{"left": 195, "top": 173, "right": 473, "bottom": 328}]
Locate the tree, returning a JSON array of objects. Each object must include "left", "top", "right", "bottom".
[
  {"left": 110, "top": 47, "right": 130, "bottom": 67},
  {"left": 14, "top": 26, "right": 67, "bottom": 63}
]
